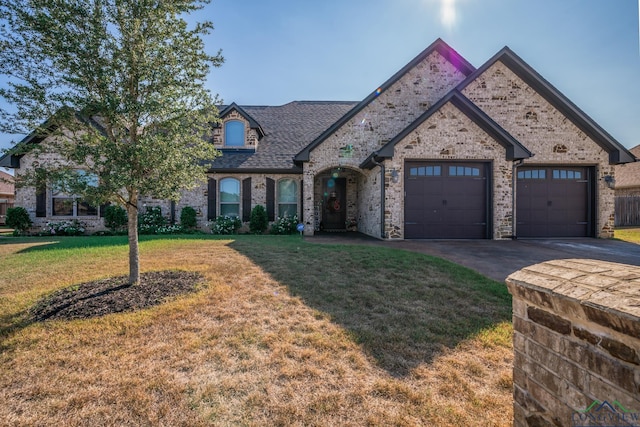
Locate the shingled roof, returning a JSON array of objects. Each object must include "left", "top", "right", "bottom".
[
  {"left": 615, "top": 145, "right": 640, "bottom": 190},
  {"left": 0, "top": 170, "right": 14, "bottom": 196},
  {"left": 209, "top": 101, "right": 357, "bottom": 172}
]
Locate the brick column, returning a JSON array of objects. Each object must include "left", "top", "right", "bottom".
[{"left": 506, "top": 259, "right": 640, "bottom": 427}]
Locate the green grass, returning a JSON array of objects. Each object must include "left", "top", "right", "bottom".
[
  {"left": 228, "top": 236, "right": 511, "bottom": 374},
  {"left": 0, "top": 234, "right": 514, "bottom": 426},
  {"left": 614, "top": 227, "right": 640, "bottom": 244}
]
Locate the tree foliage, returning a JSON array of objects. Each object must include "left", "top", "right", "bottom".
[{"left": 0, "top": 0, "right": 223, "bottom": 283}]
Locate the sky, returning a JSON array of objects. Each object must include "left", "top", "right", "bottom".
[{"left": 2, "top": 0, "right": 639, "bottom": 173}]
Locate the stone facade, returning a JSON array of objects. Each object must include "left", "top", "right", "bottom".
[
  {"left": 462, "top": 61, "right": 616, "bottom": 238},
  {"left": 384, "top": 101, "right": 512, "bottom": 239},
  {"left": 13, "top": 141, "right": 107, "bottom": 233},
  {"left": 303, "top": 49, "right": 468, "bottom": 237},
  {"left": 506, "top": 259, "right": 640, "bottom": 427},
  {"left": 211, "top": 109, "right": 261, "bottom": 149}
]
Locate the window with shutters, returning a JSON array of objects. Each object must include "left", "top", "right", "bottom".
[
  {"left": 219, "top": 178, "right": 240, "bottom": 217},
  {"left": 277, "top": 179, "right": 298, "bottom": 218}
]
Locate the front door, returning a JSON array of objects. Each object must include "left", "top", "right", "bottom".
[{"left": 322, "top": 177, "right": 346, "bottom": 231}]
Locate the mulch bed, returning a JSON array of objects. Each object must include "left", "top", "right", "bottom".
[{"left": 31, "top": 271, "right": 205, "bottom": 322}]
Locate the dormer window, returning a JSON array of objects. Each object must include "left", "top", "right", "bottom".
[{"left": 225, "top": 120, "right": 245, "bottom": 147}]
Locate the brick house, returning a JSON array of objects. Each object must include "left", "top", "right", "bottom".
[
  {"left": 0, "top": 39, "right": 635, "bottom": 238},
  {"left": 615, "top": 145, "right": 640, "bottom": 197},
  {"left": 0, "top": 170, "right": 15, "bottom": 225},
  {"left": 614, "top": 144, "right": 640, "bottom": 226}
]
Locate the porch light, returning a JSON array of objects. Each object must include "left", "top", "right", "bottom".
[
  {"left": 603, "top": 175, "right": 615, "bottom": 189},
  {"left": 390, "top": 169, "right": 400, "bottom": 183}
]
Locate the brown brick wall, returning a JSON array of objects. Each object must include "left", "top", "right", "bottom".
[
  {"left": 507, "top": 259, "right": 640, "bottom": 427},
  {"left": 303, "top": 50, "right": 468, "bottom": 237},
  {"left": 462, "top": 61, "right": 615, "bottom": 238}
]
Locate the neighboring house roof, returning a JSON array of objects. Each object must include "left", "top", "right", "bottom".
[
  {"left": 615, "top": 145, "right": 640, "bottom": 189},
  {"left": 361, "top": 90, "right": 532, "bottom": 169},
  {"left": 209, "top": 101, "right": 357, "bottom": 172},
  {"left": 0, "top": 170, "right": 15, "bottom": 197},
  {"left": 456, "top": 47, "right": 636, "bottom": 165},
  {"left": 294, "top": 38, "right": 476, "bottom": 163}
]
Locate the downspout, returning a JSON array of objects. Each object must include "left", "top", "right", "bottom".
[
  {"left": 512, "top": 159, "right": 525, "bottom": 239},
  {"left": 371, "top": 152, "right": 386, "bottom": 239}
]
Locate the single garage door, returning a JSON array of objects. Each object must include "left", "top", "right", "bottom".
[
  {"left": 516, "top": 166, "right": 593, "bottom": 237},
  {"left": 405, "top": 161, "right": 489, "bottom": 239}
]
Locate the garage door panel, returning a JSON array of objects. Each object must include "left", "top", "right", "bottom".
[
  {"left": 517, "top": 166, "right": 591, "bottom": 238},
  {"left": 405, "top": 161, "right": 488, "bottom": 239}
]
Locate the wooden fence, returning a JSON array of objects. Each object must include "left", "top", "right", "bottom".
[{"left": 615, "top": 196, "right": 640, "bottom": 226}]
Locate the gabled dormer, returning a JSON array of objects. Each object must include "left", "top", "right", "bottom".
[{"left": 213, "top": 103, "right": 265, "bottom": 151}]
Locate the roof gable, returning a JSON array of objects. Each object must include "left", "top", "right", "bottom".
[
  {"left": 294, "top": 38, "right": 476, "bottom": 162},
  {"left": 361, "top": 90, "right": 531, "bottom": 169},
  {"left": 457, "top": 47, "right": 635, "bottom": 165},
  {"left": 207, "top": 101, "right": 357, "bottom": 172},
  {"left": 0, "top": 111, "right": 107, "bottom": 169},
  {"left": 218, "top": 102, "right": 265, "bottom": 139}
]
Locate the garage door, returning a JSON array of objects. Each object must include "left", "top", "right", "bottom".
[
  {"left": 516, "top": 166, "right": 592, "bottom": 237},
  {"left": 405, "top": 162, "right": 489, "bottom": 239}
]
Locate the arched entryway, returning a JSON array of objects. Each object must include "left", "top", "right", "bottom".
[{"left": 312, "top": 167, "right": 363, "bottom": 233}]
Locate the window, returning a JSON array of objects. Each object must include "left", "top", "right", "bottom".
[
  {"left": 52, "top": 170, "right": 98, "bottom": 217},
  {"left": 224, "top": 120, "right": 245, "bottom": 147},
  {"left": 552, "top": 169, "right": 582, "bottom": 180},
  {"left": 277, "top": 179, "right": 298, "bottom": 218},
  {"left": 449, "top": 166, "right": 480, "bottom": 177},
  {"left": 219, "top": 178, "right": 240, "bottom": 217},
  {"left": 409, "top": 166, "right": 441, "bottom": 177},
  {"left": 517, "top": 170, "right": 546, "bottom": 179}
]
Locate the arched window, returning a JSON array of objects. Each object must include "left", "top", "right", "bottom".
[
  {"left": 277, "top": 179, "right": 298, "bottom": 218},
  {"left": 224, "top": 120, "right": 245, "bottom": 147},
  {"left": 219, "top": 178, "right": 240, "bottom": 217}
]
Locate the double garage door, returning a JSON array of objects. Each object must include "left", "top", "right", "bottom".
[{"left": 404, "top": 162, "right": 593, "bottom": 239}]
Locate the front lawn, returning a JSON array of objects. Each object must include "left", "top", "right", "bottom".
[
  {"left": 0, "top": 235, "right": 513, "bottom": 426},
  {"left": 615, "top": 227, "right": 640, "bottom": 244}
]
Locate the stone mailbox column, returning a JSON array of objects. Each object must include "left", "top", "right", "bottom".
[{"left": 506, "top": 259, "right": 640, "bottom": 427}]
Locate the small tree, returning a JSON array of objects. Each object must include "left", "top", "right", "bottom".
[
  {"left": 0, "top": 0, "right": 223, "bottom": 284},
  {"left": 249, "top": 205, "right": 268, "bottom": 234},
  {"left": 180, "top": 206, "right": 197, "bottom": 229},
  {"left": 5, "top": 206, "right": 32, "bottom": 235}
]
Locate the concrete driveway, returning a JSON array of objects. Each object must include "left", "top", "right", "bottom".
[
  {"left": 380, "top": 239, "right": 640, "bottom": 281},
  {"left": 307, "top": 234, "right": 640, "bottom": 282}
]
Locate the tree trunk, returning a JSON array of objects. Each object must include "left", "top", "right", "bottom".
[{"left": 126, "top": 196, "right": 140, "bottom": 285}]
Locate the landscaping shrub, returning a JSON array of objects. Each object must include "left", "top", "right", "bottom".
[
  {"left": 208, "top": 215, "right": 242, "bottom": 235},
  {"left": 249, "top": 205, "right": 268, "bottom": 234},
  {"left": 138, "top": 206, "right": 178, "bottom": 234},
  {"left": 270, "top": 214, "right": 299, "bottom": 235},
  {"left": 180, "top": 206, "right": 198, "bottom": 229},
  {"left": 5, "top": 206, "right": 32, "bottom": 235},
  {"left": 43, "top": 219, "right": 86, "bottom": 236},
  {"left": 104, "top": 205, "right": 127, "bottom": 232}
]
